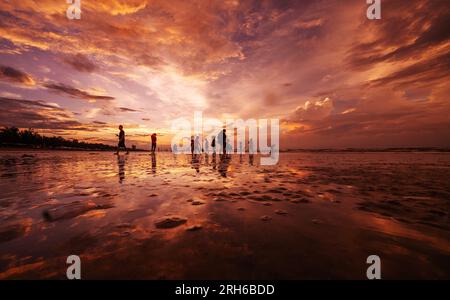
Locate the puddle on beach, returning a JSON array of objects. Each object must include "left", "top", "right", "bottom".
[{"left": 0, "top": 151, "right": 449, "bottom": 279}]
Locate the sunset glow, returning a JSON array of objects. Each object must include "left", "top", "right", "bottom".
[{"left": 1, "top": 0, "right": 448, "bottom": 149}]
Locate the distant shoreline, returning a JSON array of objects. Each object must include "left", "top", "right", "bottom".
[
  {"left": 282, "top": 148, "right": 450, "bottom": 153},
  {"left": 0, "top": 145, "right": 149, "bottom": 152},
  {"left": 1, "top": 145, "right": 449, "bottom": 153}
]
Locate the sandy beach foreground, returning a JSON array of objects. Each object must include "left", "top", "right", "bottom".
[{"left": 0, "top": 151, "right": 449, "bottom": 279}]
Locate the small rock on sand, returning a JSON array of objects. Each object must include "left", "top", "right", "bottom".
[
  {"left": 155, "top": 216, "right": 187, "bottom": 229},
  {"left": 237, "top": 207, "right": 246, "bottom": 211},
  {"left": 275, "top": 209, "right": 288, "bottom": 215},
  {"left": 312, "top": 219, "right": 324, "bottom": 225},
  {"left": 213, "top": 197, "right": 227, "bottom": 202},
  {"left": 261, "top": 215, "right": 272, "bottom": 221},
  {"left": 253, "top": 195, "right": 274, "bottom": 202},
  {"left": 191, "top": 199, "right": 205, "bottom": 205},
  {"left": 186, "top": 225, "right": 203, "bottom": 231},
  {"left": 115, "top": 223, "right": 134, "bottom": 229},
  {"left": 43, "top": 200, "right": 113, "bottom": 222},
  {"left": 296, "top": 198, "right": 311, "bottom": 203}
]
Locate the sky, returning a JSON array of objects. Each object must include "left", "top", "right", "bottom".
[{"left": 0, "top": 0, "right": 449, "bottom": 149}]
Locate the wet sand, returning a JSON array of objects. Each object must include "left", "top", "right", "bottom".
[{"left": 0, "top": 151, "right": 449, "bottom": 279}]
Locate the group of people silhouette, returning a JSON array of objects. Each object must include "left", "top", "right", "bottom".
[
  {"left": 115, "top": 125, "right": 158, "bottom": 155},
  {"left": 116, "top": 125, "right": 255, "bottom": 155},
  {"left": 116, "top": 125, "right": 255, "bottom": 156},
  {"left": 114, "top": 125, "right": 258, "bottom": 183},
  {"left": 190, "top": 129, "right": 229, "bottom": 155}
]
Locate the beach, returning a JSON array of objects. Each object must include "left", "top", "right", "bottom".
[{"left": 0, "top": 150, "right": 449, "bottom": 279}]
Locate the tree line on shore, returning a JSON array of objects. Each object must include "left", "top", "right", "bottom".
[{"left": 0, "top": 127, "right": 116, "bottom": 150}]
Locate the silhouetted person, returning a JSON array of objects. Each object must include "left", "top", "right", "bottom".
[
  {"left": 204, "top": 138, "right": 209, "bottom": 154},
  {"left": 226, "top": 138, "right": 232, "bottom": 154},
  {"left": 190, "top": 136, "right": 195, "bottom": 155},
  {"left": 151, "top": 133, "right": 157, "bottom": 152},
  {"left": 194, "top": 135, "right": 201, "bottom": 154},
  {"left": 116, "top": 125, "right": 129, "bottom": 155},
  {"left": 249, "top": 138, "right": 255, "bottom": 154},
  {"left": 211, "top": 137, "right": 216, "bottom": 153},
  {"left": 217, "top": 129, "right": 227, "bottom": 155},
  {"left": 222, "top": 129, "right": 227, "bottom": 154}
]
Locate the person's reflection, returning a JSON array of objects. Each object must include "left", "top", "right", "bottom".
[
  {"left": 218, "top": 154, "right": 231, "bottom": 177},
  {"left": 151, "top": 152, "right": 157, "bottom": 174},
  {"left": 117, "top": 155, "right": 126, "bottom": 183},
  {"left": 212, "top": 152, "right": 217, "bottom": 170},
  {"left": 191, "top": 154, "right": 200, "bottom": 173},
  {"left": 249, "top": 154, "right": 254, "bottom": 166},
  {"left": 204, "top": 153, "right": 209, "bottom": 165}
]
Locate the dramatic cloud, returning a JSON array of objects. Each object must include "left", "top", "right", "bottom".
[
  {"left": 118, "top": 107, "right": 139, "bottom": 112},
  {"left": 0, "top": 65, "right": 35, "bottom": 86},
  {"left": 369, "top": 53, "right": 450, "bottom": 88},
  {"left": 0, "top": 97, "right": 83, "bottom": 130},
  {"left": 289, "top": 98, "right": 334, "bottom": 122},
  {"left": 0, "top": 0, "right": 448, "bottom": 148},
  {"left": 346, "top": 0, "right": 450, "bottom": 69},
  {"left": 64, "top": 54, "right": 98, "bottom": 73},
  {"left": 93, "top": 121, "right": 107, "bottom": 125},
  {"left": 43, "top": 83, "right": 115, "bottom": 101}
]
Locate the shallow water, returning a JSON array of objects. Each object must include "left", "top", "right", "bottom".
[{"left": 0, "top": 150, "right": 449, "bottom": 279}]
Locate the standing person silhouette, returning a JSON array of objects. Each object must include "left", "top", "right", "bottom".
[
  {"left": 204, "top": 138, "right": 209, "bottom": 154},
  {"left": 151, "top": 133, "right": 157, "bottom": 153},
  {"left": 194, "top": 135, "right": 201, "bottom": 154},
  {"left": 116, "top": 125, "right": 129, "bottom": 155},
  {"left": 226, "top": 138, "right": 232, "bottom": 154},
  {"left": 249, "top": 138, "right": 255, "bottom": 154},
  {"left": 218, "top": 129, "right": 227, "bottom": 155},
  {"left": 211, "top": 136, "right": 216, "bottom": 154},
  {"left": 190, "top": 136, "right": 195, "bottom": 155},
  {"left": 222, "top": 129, "right": 227, "bottom": 155}
]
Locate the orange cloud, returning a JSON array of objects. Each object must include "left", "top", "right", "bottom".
[{"left": 0, "top": 65, "right": 35, "bottom": 86}]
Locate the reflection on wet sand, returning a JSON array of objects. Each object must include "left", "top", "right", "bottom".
[
  {"left": 191, "top": 154, "right": 200, "bottom": 173},
  {"left": 0, "top": 151, "right": 449, "bottom": 279},
  {"left": 212, "top": 153, "right": 217, "bottom": 170},
  {"left": 151, "top": 152, "right": 156, "bottom": 174},
  {"left": 218, "top": 154, "right": 231, "bottom": 177},
  {"left": 117, "top": 155, "right": 126, "bottom": 183}
]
